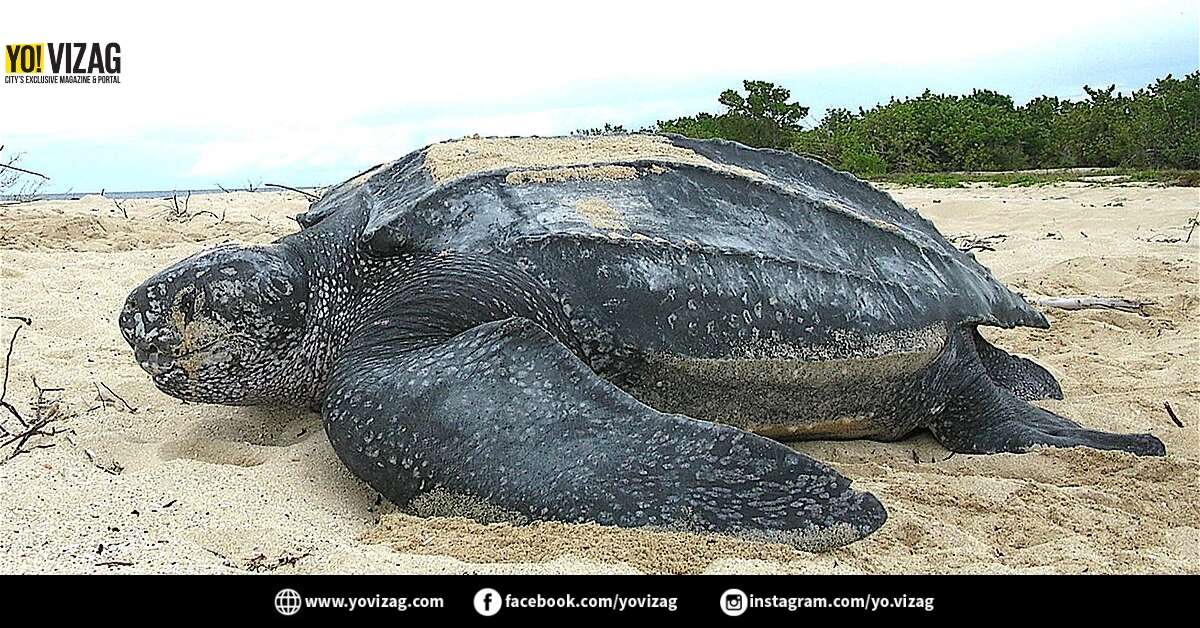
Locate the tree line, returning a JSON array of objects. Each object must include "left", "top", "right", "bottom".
[{"left": 578, "top": 72, "right": 1199, "bottom": 176}]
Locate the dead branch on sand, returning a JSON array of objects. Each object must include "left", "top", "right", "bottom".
[
  {"left": 264, "top": 182, "right": 321, "bottom": 202},
  {"left": 0, "top": 319, "right": 119, "bottom": 468},
  {"left": 188, "top": 207, "right": 226, "bottom": 222},
  {"left": 105, "top": 195, "right": 130, "bottom": 219},
  {"left": 0, "top": 145, "right": 47, "bottom": 204},
  {"left": 0, "top": 162, "right": 48, "bottom": 179},
  {"left": 0, "top": 324, "right": 69, "bottom": 460},
  {"left": 0, "top": 319, "right": 26, "bottom": 426},
  {"left": 1031, "top": 295, "right": 1152, "bottom": 314},
  {"left": 0, "top": 146, "right": 48, "bottom": 181},
  {"left": 1136, "top": 214, "right": 1198, "bottom": 244},
  {"left": 1136, "top": 231, "right": 1187, "bottom": 244},
  {"left": 1163, "top": 401, "right": 1184, "bottom": 428},
  {"left": 163, "top": 190, "right": 225, "bottom": 223},
  {"left": 94, "top": 381, "right": 137, "bottom": 413},
  {"left": 0, "top": 318, "right": 73, "bottom": 460},
  {"left": 164, "top": 190, "right": 192, "bottom": 221},
  {"left": 82, "top": 446, "right": 124, "bottom": 475},
  {"left": 950, "top": 233, "right": 1008, "bottom": 252}
]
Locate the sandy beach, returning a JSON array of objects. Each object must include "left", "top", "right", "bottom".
[{"left": 0, "top": 182, "right": 1196, "bottom": 574}]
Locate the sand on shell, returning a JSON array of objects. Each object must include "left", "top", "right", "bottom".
[
  {"left": 424, "top": 135, "right": 762, "bottom": 184},
  {"left": 0, "top": 183, "right": 1196, "bottom": 574}
]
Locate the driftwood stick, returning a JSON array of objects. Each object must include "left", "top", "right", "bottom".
[
  {"left": 187, "top": 210, "right": 222, "bottom": 222},
  {"left": 1, "top": 416, "right": 53, "bottom": 453},
  {"left": 0, "top": 320, "right": 70, "bottom": 460},
  {"left": 264, "top": 183, "right": 320, "bottom": 201},
  {"left": 0, "top": 320, "right": 25, "bottom": 425},
  {"left": 1031, "top": 296, "right": 1151, "bottom": 313},
  {"left": 97, "top": 381, "right": 137, "bottom": 413},
  {"left": 950, "top": 233, "right": 1007, "bottom": 253},
  {"left": 0, "top": 161, "right": 50, "bottom": 180},
  {"left": 1164, "top": 401, "right": 1184, "bottom": 428},
  {"left": 110, "top": 197, "right": 129, "bottom": 219}
]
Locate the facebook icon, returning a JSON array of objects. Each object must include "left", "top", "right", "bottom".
[{"left": 474, "top": 588, "right": 502, "bottom": 616}]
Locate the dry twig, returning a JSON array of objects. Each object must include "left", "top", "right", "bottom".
[
  {"left": 94, "top": 381, "right": 137, "bottom": 413},
  {"left": 1031, "top": 295, "right": 1151, "bottom": 314},
  {"left": 2, "top": 376, "right": 67, "bottom": 460},
  {"left": 264, "top": 182, "right": 320, "bottom": 201},
  {"left": 163, "top": 190, "right": 224, "bottom": 222},
  {"left": 0, "top": 318, "right": 71, "bottom": 460},
  {"left": 950, "top": 233, "right": 1008, "bottom": 253},
  {"left": 0, "top": 145, "right": 47, "bottom": 203},
  {"left": 1164, "top": 401, "right": 1184, "bottom": 428},
  {"left": 0, "top": 162, "right": 49, "bottom": 179},
  {"left": 165, "top": 190, "right": 192, "bottom": 221},
  {"left": 110, "top": 196, "right": 130, "bottom": 219},
  {"left": 0, "top": 318, "right": 26, "bottom": 426}
]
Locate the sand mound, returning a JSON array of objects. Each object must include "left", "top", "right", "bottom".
[
  {"left": 0, "top": 182, "right": 1195, "bottom": 573},
  {"left": 0, "top": 192, "right": 303, "bottom": 252}
]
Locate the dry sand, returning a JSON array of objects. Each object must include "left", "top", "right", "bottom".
[{"left": 0, "top": 183, "right": 1196, "bottom": 574}]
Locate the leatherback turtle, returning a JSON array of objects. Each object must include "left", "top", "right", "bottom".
[{"left": 119, "top": 134, "right": 1165, "bottom": 551}]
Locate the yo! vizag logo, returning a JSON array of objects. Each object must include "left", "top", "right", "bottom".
[{"left": 4, "top": 42, "right": 122, "bottom": 85}]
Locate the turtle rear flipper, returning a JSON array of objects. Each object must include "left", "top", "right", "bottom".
[
  {"left": 929, "top": 329, "right": 1165, "bottom": 456},
  {"left": 322, "top": 316, "right": 886, "bottom": 551},
  {"left": 971, "top": 327, "right": 1063, "bottom": 401}
]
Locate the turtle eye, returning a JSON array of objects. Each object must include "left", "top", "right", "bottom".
[{"left": 268, "top": 276, "right": 293, "bottom": 298}]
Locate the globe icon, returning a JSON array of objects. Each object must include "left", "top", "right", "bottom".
[{"left": 274, "top": 588, "right": 302, "bottom": 616}]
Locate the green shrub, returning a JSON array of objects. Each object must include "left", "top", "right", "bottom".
[{"left": 605, "top": 72, "right": 1200, "bottom": 179}]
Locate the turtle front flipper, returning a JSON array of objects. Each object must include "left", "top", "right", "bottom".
[
  {"left": 322, "top": 316, "right": 886, "bottom": 552},
  {"left": 928, "top": 329, "right": 1165, "bottom": 456}
]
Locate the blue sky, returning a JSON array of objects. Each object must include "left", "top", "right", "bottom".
[{"left": 1, "top": 0, "right": 1197, "bottom": 194}]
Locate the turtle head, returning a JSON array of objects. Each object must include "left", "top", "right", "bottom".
[{"left": 120, "top": 243, "right": 310, "bottom": 404}]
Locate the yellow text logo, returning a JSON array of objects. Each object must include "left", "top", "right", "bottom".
[{"left": 5, "top": 43, "right": 45, "bottom": 74}]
